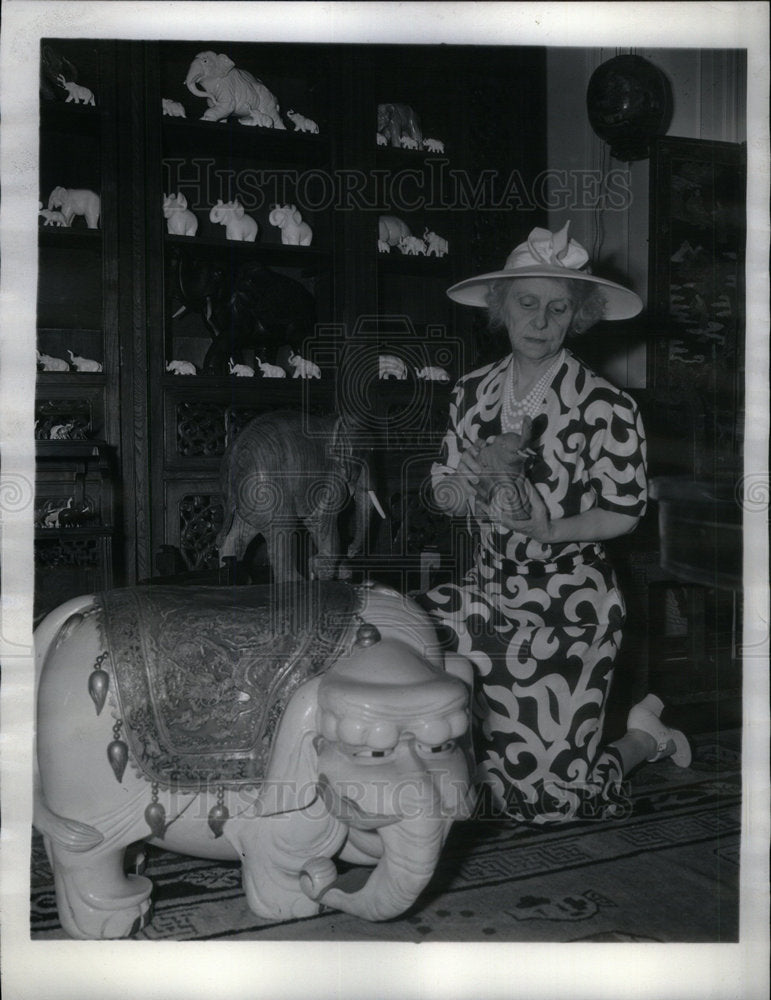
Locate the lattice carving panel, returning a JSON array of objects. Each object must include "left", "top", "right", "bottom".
[{"left": 179, "top": 494, "right": 224, "bottom": 570}]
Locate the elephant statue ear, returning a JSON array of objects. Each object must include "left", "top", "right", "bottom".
[
  {"left": 256, "top": 675, "right": 323, "bottom": 816},
  {"left": 216, "top": 53, "right": 235, "bottom": 75}
]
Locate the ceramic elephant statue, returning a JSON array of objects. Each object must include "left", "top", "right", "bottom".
[
  {"left": 163, "top": 192, "right": 198, "bottom": 236},
  {"left": 209, "top": 199, "right": 259, "bottom": 242},
  {"left": 217, "top": 410, "right": 380, "bottom": 582},
  {"left": 47, "top": 186, "right": 100, "bottom": 229},
  {"left": 184, "top": 51, "right": 285, "bottom": 126},
  {"left": 172, "top": 253, "right": 316, "bottom": 374},
  {"left": 268, "top": 203, "right": 313, "bottom": 246},
  {"left": 34, "top": 581, "right": 475, "bottom": 938}
]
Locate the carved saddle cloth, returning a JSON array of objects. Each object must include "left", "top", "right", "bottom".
[{"left": 97, "top": 582, "right": 359, "bottom": 790}]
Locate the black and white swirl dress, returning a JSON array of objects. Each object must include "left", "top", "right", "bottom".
[{"left": 418, "top": 350, "right": 648, "bottom": 824}]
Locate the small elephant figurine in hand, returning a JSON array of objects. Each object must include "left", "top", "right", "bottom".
[
  {"left": 184, "top": 51, "right": 285, "bottom": 127},
  {"left": 474, "top": 416, "right": 535, "bottom": 519},
  {"left": 209, "top": 199, "right": 259, "bottom": 242},
  {"left": 269, "top": 204, "right": 313, "bottom": 246},
  {"left": 33, "top": 583, "right": 474, "bottom": 937},
  {"left": 47, "top": 187, "right": 100, "bottom": 229},
  {"left": 163, "top": 193, "right": 198, "bottom": 236}
]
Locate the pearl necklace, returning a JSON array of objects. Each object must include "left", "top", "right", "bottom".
[{"left": 501, "top": 349, "right": 564, "bottom": 433}]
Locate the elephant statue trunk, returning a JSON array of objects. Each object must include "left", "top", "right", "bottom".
[{"left": 34, "top": 583, "right": 474, "bottom": 937}]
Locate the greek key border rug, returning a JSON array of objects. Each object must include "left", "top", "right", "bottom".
[{"left": 30, "top": 730, "right": 740, "bottom": 943}]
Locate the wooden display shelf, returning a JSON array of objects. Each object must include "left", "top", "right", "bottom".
[
  {"left": 164, "top": 234, "right": 330, "bottom": 268},
  {"left": 162, "top": 116, "right": 328, "bottom": 163}
]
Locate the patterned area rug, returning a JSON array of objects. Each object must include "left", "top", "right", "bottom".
[{"left": 30, "top": 730, "right": 740, "bottom": 942}]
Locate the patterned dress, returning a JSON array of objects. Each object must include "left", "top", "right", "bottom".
[{"left": 417, "top": 350, "right": 648, "bottom": 824}]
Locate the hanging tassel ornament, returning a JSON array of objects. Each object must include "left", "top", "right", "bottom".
[
  {"left": 88, "top": 651, "right": 110, "bottom": 715},
  {"left": 208, "top": 786, "right": 229, "bottom": 838},
  {"left": 144, "top": 782, "right": 166, "bottom": 839},
  {"left": 107, "top": 719, "right": 129, "bottom": 783}
]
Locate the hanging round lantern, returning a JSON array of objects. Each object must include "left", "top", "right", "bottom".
[{"left": 586, "top": 55, "right": 672, "bottom": 161}]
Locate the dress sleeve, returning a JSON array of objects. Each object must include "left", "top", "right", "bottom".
[
  {"left": 430, "top": 379, "right": 474, "bottom": 517},
  {"left": 588, "top": 391, "right": 648, "bottom": 517}
]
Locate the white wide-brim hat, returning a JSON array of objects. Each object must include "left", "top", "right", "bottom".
[{"left": 447, "top": 222, "right": 643, "bottom": 321}]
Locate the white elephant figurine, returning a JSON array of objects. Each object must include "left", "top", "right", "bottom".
[
  {"left": 39, "top": 207, "right": 68, "bottom": 227},
  {"left": 34, "top": 582, "right": 474, "bottom": 938},
  {"left": 56, "top": 74, "right": 95, "bottom": 105},
  {"left": 423, "top": 138, "right": 445, "bottom": 153},
  {"left": 286, "top": 110, "right": 319, "bottom": 134},
  {"left": 423, "top": 229, "right": 449, "bottom": 257},
  {"left": 209, "top": 199, "right": 259, "bottom": 242},
  {"left": 166, "top": 360, "right": 197, "bottom": 376},
  {"left": 162, "top": 193, "right": 198, "bottom": 237},
  {"left": 415, "top": 365, "right": 450, "bottom": 383},
  {"left": 228, "top": 358, "right": 254, "bottom": 377},
  {"left": 378, "top": 214, "right": 411, "bottom": 247},
  {"left": 47, "top": 187, "right": 100, "bottom": 229},
  {"left": 269, "top": 204, "right": 313, "bottom": 247},
  {"left": 376, "top": 132, "right": 387, "bottom": 147},
  {"left": 400, "top": 135, "right": 419, "bottom": 150},
  {"left": 287, "top": 350, "right": 321, "bottom": 379},
  {"left": 184, "top": 51, "right": 285, "bottom": 127},
  {"left": 398, "top": 235, "right": 427, "bottom": 256},
  {"left": 67, "top": 350, "right": 102, "bottom": 373},
  {"left": 161, "top": 98, "right": 186, "bottom": 117},
  {"left": 36, "top": 350, "right": 70, "bottom": 372},
  {"left": 255, "top": 356, "right": 286, "bottom": 378},
  {"left": 379, "top": 354, "right": 408, "bottom": 380}
]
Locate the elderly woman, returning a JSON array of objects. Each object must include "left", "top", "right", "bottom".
[{"left": 418, "top": 223, "right": 691, "bottom": 824}]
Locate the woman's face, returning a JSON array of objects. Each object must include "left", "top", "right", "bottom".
[{"left": 502, "top": 278, "right": 576, "bottom": 363}]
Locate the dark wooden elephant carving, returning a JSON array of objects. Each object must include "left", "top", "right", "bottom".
[{"left": 172, "top": 252, "right": 316, "bottom": 374}]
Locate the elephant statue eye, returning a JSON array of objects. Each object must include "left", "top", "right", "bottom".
[{"left": 416, "top": 740, "right": 457, "bottom": 756}]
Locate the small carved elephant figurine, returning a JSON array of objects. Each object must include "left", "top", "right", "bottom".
[
  {"left": 184, "top": 50, "right": 284, "bottom": 127},
  {"left": 56, "top": 74, "right": 95, "bottom": 105},
  {"left": 162, "top": 193, "right": 198, "bottom": 236},
  {"left": 423, "top": 229, "right": 449, "bottom": 257},
  {"left": 287, "top": 350, "right": 321, "bottom": 379},
  {"left": 47, "top": 187, "right": 100, "bottom": 229},
  {"left": 33, "top": 583, "right": 474, "bottom": 938},
  {"left": 161, "top": 98, "right": 186, "bottom": 117},
  {"left": 286, "top": 110, "right": 319, "bottom": 133},
  {"left": 269, "top": 204, "right": 313, "bottom": 246},
  {"left": 209, "top": 199, "right": 259, "bottom": 242}
]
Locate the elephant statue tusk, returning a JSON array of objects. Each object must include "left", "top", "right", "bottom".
[
  {"left": 368, "top": 489, "right": 386, "bottom": 520},
  {"left": 171, "top": 304, "right": 187, "bottom": 320}
]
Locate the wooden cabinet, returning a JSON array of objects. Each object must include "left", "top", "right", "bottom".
[
  {"left": 35, "top": 41, "right": 122, "bottom": 620},
  {"left": 37, "top": 39, "right": 547, "bottom": 593}
]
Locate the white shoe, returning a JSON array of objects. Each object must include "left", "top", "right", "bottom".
[{"left": 627, "top": 694, "right": 692, "bottom": 767}]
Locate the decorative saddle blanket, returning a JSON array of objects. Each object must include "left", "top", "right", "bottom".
[{"left": 98, "top": 582, "right": 359, "bottom": 790}]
